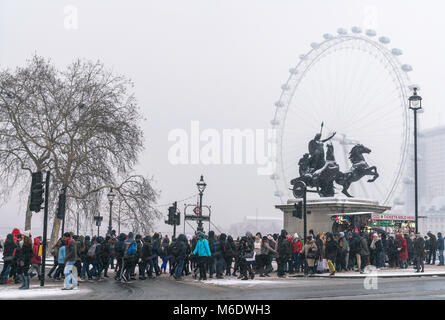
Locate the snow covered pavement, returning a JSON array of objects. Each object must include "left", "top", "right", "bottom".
[{"left": 0, "top": 283, "right": 90, "bottom": 299}]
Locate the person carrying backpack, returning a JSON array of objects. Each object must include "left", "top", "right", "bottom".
[
  {"left": 122, "top": 232, "right": 137, "bottom": 282},
  {"left": 141, "top": 236, "right": 154, "bottom": 279},
  {"left": 113, "top": 233, "right": 126, "bottom": 281},
  {"left": 151, "top": 233, "right": 161, "bottom": 277},
  {"left": 173, "top": 234, "right": 187, "bottom": 280}
]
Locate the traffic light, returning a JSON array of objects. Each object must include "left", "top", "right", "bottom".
[
  {"left": 292, "top": 201, "right": 303, "bottom": 219},
  {"left": 175, "top": 212, "right": 180, "bottom": 226},
  {"left": 56, "top": 191, "right": 66, "bottom": 220},
  {"left": 165, "top": 202, "right": 180, "bottom": 226},
  {"left": 167, "top": 205, "right": 175, "bottom": 225},
  {"left": 29, "top": 172, "right": 44, "bottom": 212}
]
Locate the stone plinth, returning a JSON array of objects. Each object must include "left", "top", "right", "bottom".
[{"left": 275, "top": 198, "right": 391, "bottom": 237}]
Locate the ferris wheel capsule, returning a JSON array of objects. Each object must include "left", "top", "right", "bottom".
[
  {"left": 401, "top": 64, "right": 413, "bottom": 72},
  {"left": 323, "top": 33, "right": 334, "bottom": 40},
  {"left": 391, "top": 48, "right": 403, "bottom": 56},
  {"left": 379, "top": 36, "right": 391, "bottom": 44},
  {"left": 337, "top": 28, "right": 348, "bottom": 35},
  {"left": 270, "top": 119, "right": 280, "bottom": 126},
  {"left": 289, "top": 67, "right": 298, "bottom": 74},
  {"left": 365, "top": 29, "right": 377, "bottom": 37},
  {"left": 351, "top": 26, "right": 362, "bottom": 34},
  {"left": 275, "top": 101, "right": 284, "bottom": 108},
  {"left": 311, "top": 42, "right": 320, "bottom": 49}
]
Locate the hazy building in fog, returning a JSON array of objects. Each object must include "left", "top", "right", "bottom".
[
  {"left": 401, "top": 126, "right": 445, "bottom": 234},
  {"left": 227, "top": 216, "right": 283, "bottom": 238}
]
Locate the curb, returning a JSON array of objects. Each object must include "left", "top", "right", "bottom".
[{"left": 289, "top": 272, "right": 445, "bottom": 279}]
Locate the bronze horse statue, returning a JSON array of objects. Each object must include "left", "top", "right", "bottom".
[
  {"left": 334, "top": 144, "right": 379, "bottom": 197},
  {"left": 291, "top": 143, "right": 379, "bottom": 198}
]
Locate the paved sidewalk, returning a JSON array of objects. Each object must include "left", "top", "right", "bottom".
[{"left": 288, "top": 264, "right": 445, "bottom": 279}]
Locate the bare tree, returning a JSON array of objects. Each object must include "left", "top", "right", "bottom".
[{"left": 0, "top": 55, "right": 160, "bottom": 247}]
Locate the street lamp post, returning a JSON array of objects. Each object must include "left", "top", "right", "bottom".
[
  {"left": 196, "top": 175, "right": 207, "bottom": 233},
  {"left": 409, "top": 87, "right": 422, "bottom": 234},
  {"left": 107, "top": 188, "right": 116, "bottom": 236}
]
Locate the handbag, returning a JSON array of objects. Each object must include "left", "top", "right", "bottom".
[
  {"left": 3, "top": 256, "right": 13, "bottom": 262},
  {"left": 245, "top": 252, "right": 256, "bottom": 262}
]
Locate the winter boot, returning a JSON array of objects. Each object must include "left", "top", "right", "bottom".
[
  {"left": 18, "top": 274, "right": 26, "bottom": 289},
  {"left": 24, "top": 275, "right": 30, "bottom": 289}
]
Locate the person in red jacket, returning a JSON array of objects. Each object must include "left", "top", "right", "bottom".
[
  {"left": 30, "top": 237, "right": 42, "bottom": 280},
  {"left": 10, "top": 228, "right": 20, "bottom": 283},
  {"left": 292, "top": 234, "right": 303, "bottom": 273},
  {"left": 396, "top": 234, "right": 408, "bottom": 269}
]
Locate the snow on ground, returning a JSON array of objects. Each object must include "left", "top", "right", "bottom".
[
  {"left": 0, "top": 283, "right": 89, "bottom": 299},
  {"left": 193, "top": 278, "right": 292, "bottom": 286}
]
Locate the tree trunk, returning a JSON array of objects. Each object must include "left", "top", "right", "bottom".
[
  {"left": 49, "top": 217, "right": 62, "bottom": 250},
  {"left": 24, "top": 195, "right": 32, "bottom": 231}
]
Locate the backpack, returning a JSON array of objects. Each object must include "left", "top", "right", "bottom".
[
  {"left": 87, "top": 244, "right": 97, "bottom": 258},
  {"left": 170, "top": 241, "right": 180, "bottom": 257},
  {"left": 127, "top": 241, "right": 137, "bottom": 256}
]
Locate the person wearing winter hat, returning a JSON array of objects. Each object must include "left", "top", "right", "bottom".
[
  {"left": 193, "top": 231, "right": 211, "bottom": 281},
  {"left": 304, "top": 235, "right": 318, "bottom": 276},
  {"left": 15, "top": 232, "right": 33, "bottom": 290}
]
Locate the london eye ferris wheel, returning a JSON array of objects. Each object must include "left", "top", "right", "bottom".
[{"left": 271, "top": 27, "right": 418, "bottom": 206}]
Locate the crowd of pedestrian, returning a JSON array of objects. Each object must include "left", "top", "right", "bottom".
[{"left": 0, "top": 227, "right": 441, "bottom": 290}]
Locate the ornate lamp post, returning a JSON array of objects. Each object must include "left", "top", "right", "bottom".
[
  {"left": 196, "top": 175, "right": 207, "bottom": 233},
  {"left": 409, "top": 87, "right": 422, "bottom": 234},
  {"left": 107, "top": 188, "right": 116, "bottom": 236}
]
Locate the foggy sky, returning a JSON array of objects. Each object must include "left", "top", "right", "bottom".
[{"left": 0, "top": 0, "right": 443, "bottom": 236}]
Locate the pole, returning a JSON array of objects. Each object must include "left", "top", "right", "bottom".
[
  {"left": 173, "top": 221, "right": 176, "bottom": 239},
  {"left": 303, "top": 186, "right": 307, "bottom": 242},
  {"left": 40, "top": 171, "right": 50, "bottom": 287},
  {"left": 198, "top": 192, "right": 204, "bottom": 233},
  {"left": 61, "top": 215, "right": 65, "bottom": 236},
  {"left": 414, "top": 109, "right": 419, "bottom": 234},
  {"left": 108, "top": 200, "right": 113, "bottom": 236},
  {"left": 76, "top": 211, "right": 79, "bottom": 236}
]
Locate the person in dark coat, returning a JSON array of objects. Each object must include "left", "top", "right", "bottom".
[
  {"left": 215, "top": 234, "right": 227, "bottom": 279},
  {"left": 0, "top": 234, "right": 17, "bottom": 284},
  {"left": 80, "top": 235, "right": 92, "bottom": 280},
  {"left": 427, "top": 232, "right": 437, "bottom": 265},
  {"left": 413, "top": 233, "right": 425, "bottom": 272},
  {"left": 276, "top": 230, "right": 291, "bottom": 277},
  {"left": 224, "top": 235, "right": 236, "bottom": 276},
  {"left": 207, "top": 231, "right": 217, "bottom": 278},
  {"left": 325, "top": 233, "right": 338, "bottom": 276},
  {"left": 358, "top": 233, "right": 370, "bottom": 273},
  {"left": 437, "top": 232, "right": 444, "bottom": 266},
  {"left": 134, "top": 234, "right": 143, "bottom": 279},
  {"left": 16, "top": 232, "right": 33, "bottom": 290},
  {"left": 404, "top": 234, "right": 414, "bottom": 266},
  {"left": 140, "top": 235, "right": 154, "bottom": 279},
  {"left": 99, "top": 236, "right": 111, "bottom": 278},
  {"left": 113, "top": 233, "right": 126, "bottom": 281},
  {"left": 385, "top": 235, "right": 398, "bottom": 268},
  {"left": 151, "top": 233, "right": 161, "bottom": 276},
  {"left": 173, "top": 234, "right": 187, "bottom": 280},
  {"left": 238, "top": 236, "right": 255, "bottom": 280}
]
